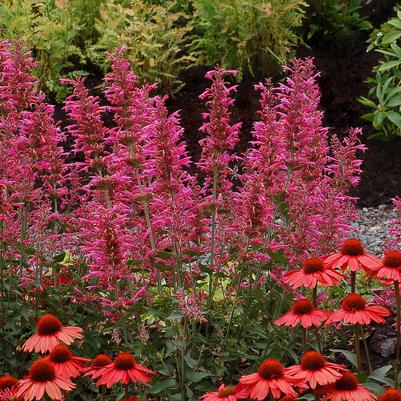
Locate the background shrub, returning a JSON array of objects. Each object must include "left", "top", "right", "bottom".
[
  {"left": 190, "top": 0, "right": 306, "bottom": 78},
  {"left": 304, "top": 0, "right": 371, "bottom": 44},
  {"left": 88, "top": 0, "right": 194, "bottom": 93},
  {"left": 359, "top": 5, "right": 401, "bottom": 139}
]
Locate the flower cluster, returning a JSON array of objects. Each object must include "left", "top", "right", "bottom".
[
  {"left": 202, "top": 237, "right": 401, "bottom": 401},
  {"left": 0, "top": 313, "right": 156, "bottom": 401}
]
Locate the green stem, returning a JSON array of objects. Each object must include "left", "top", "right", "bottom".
[
  {"left": 361, "top": 327, "right": 372, "bottom": 374},
  {"left": 207, "top": 169, "right": 219, "bottom": 310},
  {"left": 311, "top": 286, "right": 322, "bottom": 352},
  {"left": 302, "top": 327, "right": 307, "bottom": 353},
  {"left": 354, "top": 324, "right": 362, "bottom": 373},
  {"left": 395, "top": 281, "right": 401, "bottom": 388},
  {"left": 312, "top": 286, "right": 317, "bottom": 306},
  {"left": 351, "top": 271, "right": 356, "bottom": 293},
  {"left": 136, "top": 172, "right": 162, "bottom": 296}
]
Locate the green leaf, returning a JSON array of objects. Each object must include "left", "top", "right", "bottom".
[
  {"left": 357, "top": 96, "right": 377, "bottom": 109},
  {"left": 382, "top": 30, "right": 401, "bottom": 45},
  {"left": 364, "top": 382, "right": 385, "bottom": 394},
  {"left": 149, "top": 379, "right": 177, "bottom": 394},
  {"left": 372, "top": 111, "right": 385, "bottom": 128},
  {"left": 268, "top": 251, "right": 288, "bottom": 266},
  {"left": 387, "top": 96, "right": 401, "bottom": 107},
  {"left": 378, "top": 60, "right": 401, "bottom": 72},
  {"left": 386, "top": 110, "right": 401, "bottom": 128},
  {"left": 388, "top": 19, "right": 401, "bottom": 30},
  {"left": 369, "top": 365, "right": 392, "bottom": 381},
  {"left": 330, "top": 348, "right": 357, "bottom": 367},
  {"left": 188, "top": 371, "right": 211, "bottom": 383}
]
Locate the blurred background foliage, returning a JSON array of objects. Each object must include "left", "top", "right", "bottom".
[{"left": 0, "top": 0, "right": 375, "bottom": 101}]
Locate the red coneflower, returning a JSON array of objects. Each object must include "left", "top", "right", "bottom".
[
  {"left": 325, "top": 293, "right": 390, "bottom": 325},
  {"left": 201, "top": 384, "right": 248, "bottom": 401},
  {"left": 321, "top": 372, "right": 376, "bottom": 401},
  {"left": 0, "top": 388, "right": 19, "bottom": 401},
  {"left": 239, "top": 358, "right": 299, "bottom": 400},
  {"left": 284, "top": 258, "right": 343, "bottom": 289},
  {"left": 84, "top": 354, "right": 113, "bottom": 379},
  {"left": 275, "top": 299, "right": 329, "bottom": 329},
  {"left": 16, "top": 358, "right": 75, "bottom": 401},
  {"left": 369, "top": 251, "right": 401, "bottom": 282},
  {"left": 286, "top": 351, "right": 347, "bottom": 389},
  {"left": 22, "top": 314, "right": 83, "bottom": 354},
  {"left": 0, "top": 376, "right": 19, "bottom": 401},
  {"left": 46, "top": 344, "right": 89, "bottom": 378},
  {"left": 92, "top": 352, "right": 156, "bottom": 387},
  {"left": 0, "top": 377, "right": 18, "bottom": 391},
  {"left": 325, "top": 239, "right": 381, "bottom": 273},
  {"left": 380, "top": 389, "right": 401, "bottom": 401}
]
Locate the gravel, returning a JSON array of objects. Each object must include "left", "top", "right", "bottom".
[{"left": 352, "top": 204, "right": 397, "bottom": 256}]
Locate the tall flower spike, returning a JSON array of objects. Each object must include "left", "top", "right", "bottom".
[
  {"left": 198, "top": 67, "right": 241, "bottom": 192},
  {"left": 63, "top": 77, "right": 109, "bottom": 167}
]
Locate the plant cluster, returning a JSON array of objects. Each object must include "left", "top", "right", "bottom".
[
  {"left": 304, "top": 0, "right": 371, "bottom": 44},
  {"left": 199, "top": 236, "right": 401, "bottom": 401},
  {"left": 1, "top": 313, "right": 156, "bottom": 401},
  {"left": 359, "top": 6, "right": 401, "bottom": 140},
  {"left": 0, "top": 40, "right": 373, "bottom": 401},
  {"left": 190, "top": 0, "right": 306, "bottom": 78},
  {"left": 0, "top": 0, "right": 309, "bottom": 99},
  {"left": 0, "top": 0, "right": 191, "bottom": 100}
]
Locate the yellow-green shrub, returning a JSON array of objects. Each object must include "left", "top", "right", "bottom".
[{"left": 89, "top": 0, "right": 194, "bottom": 92}]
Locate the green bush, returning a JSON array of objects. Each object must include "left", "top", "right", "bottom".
[
  {"left": 0, "top": 0, "right": 193, "bottom": 99},
  {"left": 0, "top": 0, "right": 89, "bottom": 101},
  {"left": 190, "top": 0, "right": 307, "bottom": 78},
  {"left": 304, "top": 0, "right": 371, "bottom": 44},
  {"left": 359, "top": 6, "right": 401, "bottom": 139},
  {"left": 89, "top": 0, "right": 194, "bottom": 93}
]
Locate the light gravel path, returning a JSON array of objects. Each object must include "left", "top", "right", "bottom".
[{"left": 352, "top": 205, "right": 397, "bottom": 256}]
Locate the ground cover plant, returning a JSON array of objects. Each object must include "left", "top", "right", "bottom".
[{"left": 1, "top": 38, "right": 401, "bottom": 401}]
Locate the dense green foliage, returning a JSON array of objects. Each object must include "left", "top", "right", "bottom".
[
  {"left": 89, "top": 0, "right": 193, "bottom": 92},
  {"left": 0, "top": 0, "right": 308, "bottom": 99},
  {"left": 359, "top": 6, "right": 401, "bottom": 139},
  {"left": 304, "top": 0, "right": 371, "bottom": 43},
  {"left": 189, "top": 0, "right": 306, "bottom": 78}
]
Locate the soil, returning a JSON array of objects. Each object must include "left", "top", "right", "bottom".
[{"left": 168, "top": 0, "right": 401, "bottom": 207}]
